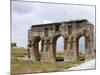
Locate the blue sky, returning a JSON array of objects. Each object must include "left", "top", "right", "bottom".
[{"left": 12, "top": 1, "right": 95, "bottom": 51}]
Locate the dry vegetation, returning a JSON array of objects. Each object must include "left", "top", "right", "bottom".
[
  {"left": 11, "top": 47, "right": 84, "bottom": 75},
  {"left": 11, "top": 47, "right": 27, "bottom": 57}
]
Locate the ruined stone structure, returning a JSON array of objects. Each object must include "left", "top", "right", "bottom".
[{"left": 27, "top": 19, "right": 94, "bottom": 62}]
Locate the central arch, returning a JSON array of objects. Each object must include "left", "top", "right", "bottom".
[{"left": 52, "top": 35, "right": 64, "bottom": 61}]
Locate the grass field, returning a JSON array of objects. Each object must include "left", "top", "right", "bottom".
[
  {"left": 11, "top": 47, "right": 27, "bottom": 57},
  {"left": 11, "top": 47, "right": 84, "bottom": 75},
  {"left": 11, "top": 47, "right": 64, "bottom": 57}
]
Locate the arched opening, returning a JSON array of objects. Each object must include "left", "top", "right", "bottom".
[
  {"left": 77, "top": 36, "right": 85, "bottom": 61},
  {"left": 52, "top": 35, "right": 64, "bottom": 61},
  {"left": 38, "top": 40, "right": 42, "bottom": 51}
]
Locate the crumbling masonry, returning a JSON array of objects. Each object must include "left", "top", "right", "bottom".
[{"left": 27, "top": 19, "right": 95, "bottom": 62}]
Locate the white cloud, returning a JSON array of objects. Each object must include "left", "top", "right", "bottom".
[
  {"left": 12, "top": 1, "right": 95, "bottom": 50},
  {"left": 43, "top": 20, "right": 52, "bottom": 24}
]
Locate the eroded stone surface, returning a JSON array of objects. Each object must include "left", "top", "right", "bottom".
[{"left": 27, "top": 19, "right": 95, "bottom": 62}]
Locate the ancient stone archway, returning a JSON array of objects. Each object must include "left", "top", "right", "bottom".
[
  {"left": 56, "top": 36, "right": 64, "bottom": 61},
  {"left": 51, "top": 35, "right": 64, "bottom": 61},
  {"left": 27, "top": 19, "right": 95, "bottom": 62},
  {"left": 75, "top": 29, "right": 94, "bottom": 61}
]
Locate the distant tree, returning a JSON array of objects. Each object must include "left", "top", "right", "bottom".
[{"left": 11, "top": 43, "right": 17, "bottom": 47}]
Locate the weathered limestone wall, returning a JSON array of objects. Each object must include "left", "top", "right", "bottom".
[{"left": 27, "top": 19, "right": 95, "bottom": 62}]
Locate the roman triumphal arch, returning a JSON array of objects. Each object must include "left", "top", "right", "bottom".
[{"left": 27, "top": 19, "right": 95, "bottom": 62}]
